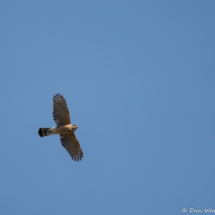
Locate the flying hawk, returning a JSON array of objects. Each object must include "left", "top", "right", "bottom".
[{"left": 38, "top": 94, "right": 83, "bottom": 161}]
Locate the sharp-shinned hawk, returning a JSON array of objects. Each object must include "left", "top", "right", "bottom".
[{"left": 38, "top": 94, "right": 83, "bottom": 161}]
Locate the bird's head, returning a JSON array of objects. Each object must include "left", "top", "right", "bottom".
[{"left": 72, "top": 125, "right": 78, "bottom": 131}]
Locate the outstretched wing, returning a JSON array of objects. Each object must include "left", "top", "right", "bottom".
[
  {"left": 52, "top": 94, "right": 71, "bottom": 126},
  {"left": 60, "top": 134, "right": 83, "bottom": 161}
]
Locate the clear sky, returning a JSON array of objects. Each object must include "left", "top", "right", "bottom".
[{"left": 1, "top": 1, "right": 215, "bottom": 214}]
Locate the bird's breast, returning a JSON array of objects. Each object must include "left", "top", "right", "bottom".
[{"left": 55, "top": 124, "right": 73, "bottom": 134}]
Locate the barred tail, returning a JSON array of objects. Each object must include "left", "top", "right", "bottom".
[{"left": 38, "top": 127, "right": 55, "bottom": 137}]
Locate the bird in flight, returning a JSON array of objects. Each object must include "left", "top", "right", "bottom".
[{"left": 38, "top": 94, "right": 83, "bottom": 161}]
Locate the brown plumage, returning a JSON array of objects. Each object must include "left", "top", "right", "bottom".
[{"left": 38, "top": 94, "right": 83, "bottom": 161}]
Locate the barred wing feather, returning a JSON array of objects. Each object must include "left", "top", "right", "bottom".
[
  {"left": 52, "top": 94, "right": 71, "bottom": 126},
  {"left": 60, "top": 134, "right": 83, "bottom": 161}
]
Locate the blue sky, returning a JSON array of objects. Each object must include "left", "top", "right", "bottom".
[{"left": 1, "top": 1, "right": 215, "bottom": 214}]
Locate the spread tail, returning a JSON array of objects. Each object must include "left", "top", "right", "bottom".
[{"left": 38, "top": 127, "right": 56, "bottom": 137}]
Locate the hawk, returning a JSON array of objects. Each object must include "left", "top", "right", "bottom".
[{"left": 38, "top": 94, "right": 83, "bottom": 161}]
